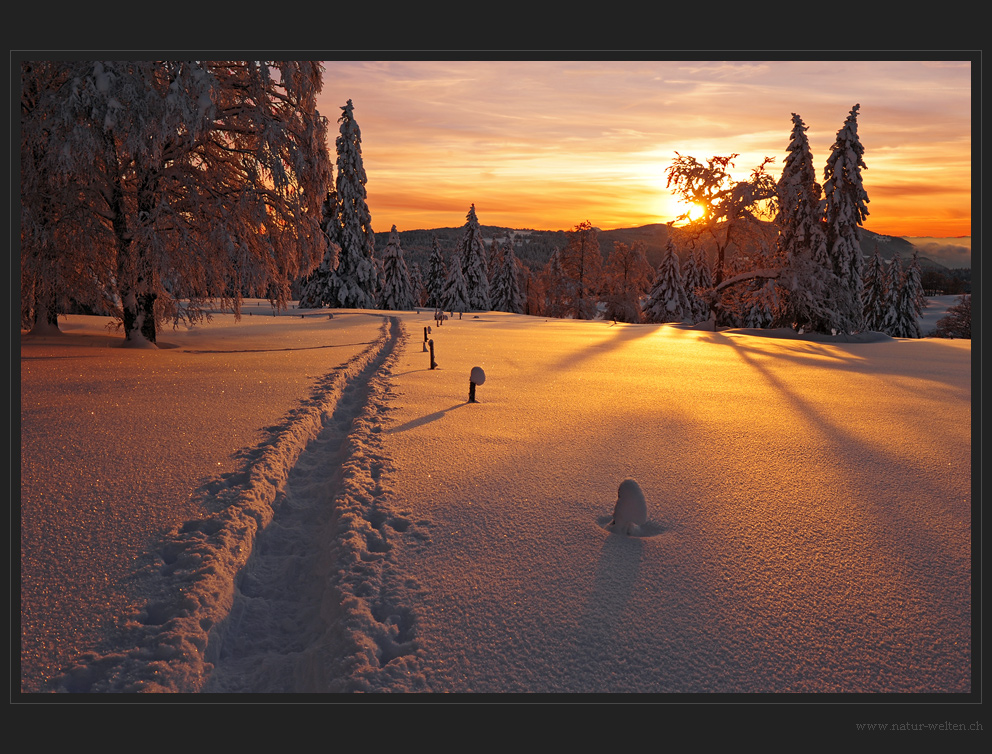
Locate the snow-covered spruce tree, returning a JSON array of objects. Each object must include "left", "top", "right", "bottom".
[
  {"left": 559, "top": 221, "right": 602, "bottom": 319},
  {"left": 879, "top": 252, "right": 903, "bottom": 335},
  {"left": 35, "top": 60, "right": 332, "bottom": 345},
  {"left": 603, "top": 241, "right": 653, "bottom": 323},
  {"left": 906, "top": 252, "right": 928, "bottom": 319},
  {"left": 298, "top": 190, "right": 341, "bottom": 308},
  {"left": 775, "top": 112, "right": 834, "bottom": 332},
  {"left": 934, "top": 294, "right": 971, "bottom": 338},
  {"left": 326, "top": 99, "right": 378, "bottom": 309},
  {"left": 644, "top": 238, "right": 690, "bottom": 323},
  {"left": 822, "top": 104, "right": 870, "bottom": 334},
  {"left": 378, "top": 225, "right": 414, "bottom": 310},
  {"left": 891, "top": 251, "right": 924, "bottom": 338},
  {"left": 492, "top": 236, "right": 525, "bottom": 313},
  {"left": 487, "top": 237, "right": 503, "bottom": 285},
  {"left": 861, "top": 247, "right": 889, "bottom": 332},
  {"left": 441, "top": 254, "right": 470, "bottom": 313},
  {"left": 683, "top": 249, "right": 712, "bottom": 325},
  {"left": 456, "top": 204, "right": 491, "bottom": 311},
  {"left": 408, "top": 261, "right": 426, "bottom": 307},
  {"left": 425, "top": 235, "right": 447, "bottom": 309}
]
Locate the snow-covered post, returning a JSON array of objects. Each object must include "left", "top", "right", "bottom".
[
  {"left": 612, "top": 478, "right": 648, "bottom": 536},
  {"left": 423, "top": 325, "right": 430, "bottom": 351},
  {"left": 468, "top": 366, "right": 486, "bottom": 403},
  {"left": 429, "top": 339, "right": 437, "bottom": 370}
]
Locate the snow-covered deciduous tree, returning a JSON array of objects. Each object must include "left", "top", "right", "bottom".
[
  {"left": 775, "top": 112, "right": 835, "bottom": 332},
  {"left": 425, "top": 235, "right": 447, "bottom": 309},
  {"left": 934, "top": 294, "right": 970, "bottom": 339},
  {"left": 558, "top": 220, "right": 602, "bottom": 319},
  {"left": 325, "top": 99, "right": 378, "bottom": 309},
  {"left": 378, "top": 225, "right": 414, "bottom": 310},
  {"left": 540, "top": 248, "right": 571, "bottom": 319},
  {"left": 644, "top": 239, "right": 690, "bottom": 324},
  {"left": 441, "top": 254, "right": 470, "bottom": 313},
  {"left": 603, "top": 241, "right": 653, "bottom": 323},
  {"left": 491, "top": 236, "right": 525, "bottom": 313},
  {"left": 27, "top": 60, "right": 333, "bottom": 344},
  {"left": 823, "top": 104, "right": 870, "bottom": 334},
  {"left": 665, "top": 153, "right": 778, "bottom": 287},
  {"left": 21, "top": 61, "right": 114, "bottom": 333},
  {"left": 861, "top": 247, "right": 889, "bottom": 332}
]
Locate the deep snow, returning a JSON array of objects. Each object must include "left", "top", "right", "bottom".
[{"left": 18, "top": 297, "right": 972, "bottom": 703}]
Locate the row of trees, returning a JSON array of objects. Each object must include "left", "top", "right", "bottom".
[
  {"left": 21, "top": 60, "right": 333, "bottom": 344},
  {"left": 21, "top": 67, "right": 946, "bottom": 340}
]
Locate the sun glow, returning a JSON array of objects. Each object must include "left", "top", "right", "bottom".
[{"left": 674, "top": 201, "right": 706, "bottom": 223}]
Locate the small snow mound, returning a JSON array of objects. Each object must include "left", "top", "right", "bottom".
[{"left": 612, "top": 478, "right": 647, "bottom": 532}]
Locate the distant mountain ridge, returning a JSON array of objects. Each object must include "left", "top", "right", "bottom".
[{"left": 377, "top": 223, "right": 962, "bottom": 273}]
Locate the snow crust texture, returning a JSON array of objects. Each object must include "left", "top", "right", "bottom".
[{"left": 49, "top": 317, "right": 429, "bottom": 692}]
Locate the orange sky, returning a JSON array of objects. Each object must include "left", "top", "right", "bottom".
[{"left": 315, "top": 59, "right": 972, "bottom": 238}]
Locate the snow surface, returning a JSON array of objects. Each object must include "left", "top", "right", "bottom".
[{"left": 19, "top": 297, "right": 972, "bottom": 704}]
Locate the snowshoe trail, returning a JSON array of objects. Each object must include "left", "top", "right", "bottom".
[{"left": 54, "top": 317, "right": 432, "bottom": 693}]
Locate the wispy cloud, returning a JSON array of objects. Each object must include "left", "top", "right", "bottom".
[{"left": 317, "top": 59, "right": 972, "bottom": 235}]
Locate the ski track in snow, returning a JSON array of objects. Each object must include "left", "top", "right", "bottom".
[{"left": 54, "top": 317, "right": 432, "bottom": 693}]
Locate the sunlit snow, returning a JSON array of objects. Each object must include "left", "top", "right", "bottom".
[{"left": 19, "top": 297, "right": 971, "bottom": 696}]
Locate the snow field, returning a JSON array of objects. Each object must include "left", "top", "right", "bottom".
[
  {"left": 20, "top": 297, "right": 971, "bottom": 695},
  {"left": 380, "top": 311, "right": 971, "bottom": 693},
  {"left": 21, "top": 308, "right": 392, "bottom": 691}
]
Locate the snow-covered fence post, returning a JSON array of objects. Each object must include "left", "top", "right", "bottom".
[
  {"left": 423, "top": 325, "right": 431, "bottom": 352},
  {"left": 429, "top": 339, "right": 437, "bottom": 370},
  {"left": 468, "top": 366, "right": 486, "bottom": 403}
]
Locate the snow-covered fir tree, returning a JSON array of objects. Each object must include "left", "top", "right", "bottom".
[
  {"left": 775, "top": 112, "right": 834, "bottom": 332},
  {"left": 378, "top": 225, "right": 414, "bottom": 310},
  {"left": 879, "top": 252, "right": 903, "bottom": 335},
  {"left": 487, "top": 238, "right": 503, "bottom": 285},
  {"left": 326, "top": 99, "right": 378, "bottom": 309},
  {"left": 299, "top": 190, "right": 341, "bottom": 308},
  {"left": 408, "top": 261, "right": 426, "bottom": 308},
  {"left": 456, "top": 204, "right": 491, "bottom": 311},
  {"left": 682, "top": 249, "right": 712, "bottom": 325},
  {"left": 441, "top": 255, "right": 470, "bottom": 313},
  {"left": 861, "top": 247, "right": 888, "bottom": 332},
  {"left": 644, "top": 239, "right": 690, "bottom": 323},
  {"left": 425, "top": 235, "right": 447, "bottom": 309},
  {"left": 891, "top": 251, "right": 924, "bottom": 338},
  {"left": 906, "top": 252, "right": 928, "bottom": 318},
  {"left": 492, "top": 236, "right": 525, "bottom": 313},
  {"left": 823, "top": 104, "right": 870, "bottom": 333}
]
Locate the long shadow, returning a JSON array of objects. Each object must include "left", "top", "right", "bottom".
[
  {"left": 713, "top": 330, "right": 970, "bottom": 596},
  {"left": 549, "top": 321, "right": 660, "bottom": 374},
  {"left": 386, "top": 402, "right": 467, "bottom": 434}
]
